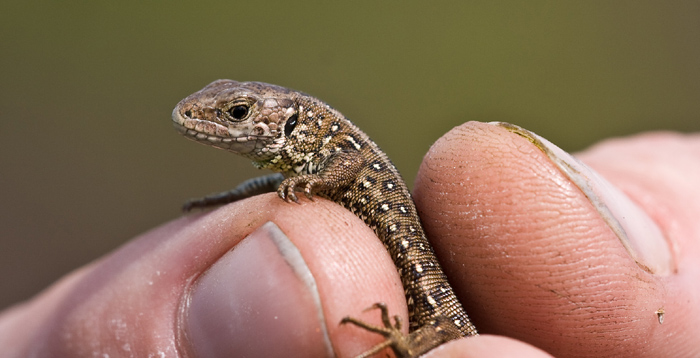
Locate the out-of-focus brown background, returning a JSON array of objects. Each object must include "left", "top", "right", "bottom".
[{"left": 1, "top": 1, "right": 699, "bottom": 309}]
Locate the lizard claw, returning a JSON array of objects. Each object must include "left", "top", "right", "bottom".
[
  {"left": 340, "top": 303, "right": 408, "bottom": 358},
  {"left": 303, "top": 183, "right": 315, "bottom": 200},
  {"left": 276, "top": 186, "right": 287, "bottom": 201},
  {"left": 277, "top": 180, "right": 300, "bottom": 203},
  {"left": 341, "top": 303, "right": 463, "bottom": 358},
  {"left": 278, "top": 186, "right": 298, "bottom": 203},
  {"left": 278, "top": 176, "right": 323, "bottom": 203}
]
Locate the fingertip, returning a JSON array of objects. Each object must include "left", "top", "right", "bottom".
[
  {"left": 180, "top": 195, "right": 410, "bottom": 358},
  {"left": 414, "top": 122, "right": 674, "bottom": 357},
  {"left": 182, "top": 221, "right": 334, "bottom": 358},
  {"left": 424, "top": 335, "right": 553, "bottom": 358}
]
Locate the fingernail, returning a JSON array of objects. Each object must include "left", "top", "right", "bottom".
[
  {"left": 181, "top": 222, "right": 334, "bottom": 358},
  {"left": 492, "top": 122, "right": 673, "bottom": 275}
]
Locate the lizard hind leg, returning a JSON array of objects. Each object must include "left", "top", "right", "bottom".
[
  {"left": 182, "top": 173, "right": 285, "bottom": 211},
  {"left": 340, "top": 303, "right": 462, "bottom": 358},
  {"left": 341, "top": 303, "right": 410, "bottom": 358}
]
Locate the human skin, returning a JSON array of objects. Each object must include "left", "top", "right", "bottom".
[{"left": 0, "top": 122, "right": 697, "bottom": 357}]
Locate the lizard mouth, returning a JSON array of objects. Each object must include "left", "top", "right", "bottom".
[{"left": 171, "top": 107, "right": 270, "bottom": 153}]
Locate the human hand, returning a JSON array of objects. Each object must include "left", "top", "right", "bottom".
[{"left": 1, "top": 122, "right": 696, "bottom": 357}]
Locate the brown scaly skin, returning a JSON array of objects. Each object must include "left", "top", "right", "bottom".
[{"left": 172, "top": 80, "right": 478, "bottom": 357}]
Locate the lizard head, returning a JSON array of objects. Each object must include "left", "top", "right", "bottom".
[{"left": 172, "top": 79, "right": 299, "bottom": 161}]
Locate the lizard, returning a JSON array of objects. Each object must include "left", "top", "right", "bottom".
[{"left": 172, "top": 80, "right": 478, "bottom": 357}]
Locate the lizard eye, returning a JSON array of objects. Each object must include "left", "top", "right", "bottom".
[
  {"left": 285, "top": 113, "right": 298, "bottom": 137},
  {"left": 228, "top": 105, "right": 249, "bottom": 120}
]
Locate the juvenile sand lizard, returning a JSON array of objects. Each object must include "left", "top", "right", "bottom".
[{"left": 172, "top": 80, "right": 477, "bottom": 357}]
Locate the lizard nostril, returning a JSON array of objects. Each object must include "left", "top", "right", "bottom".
[
  {"left": 184, "top": 110, "right": 192, "bottom": 118},
  {"left": 252, "top": 126, "right": 265, "bottom": 136}
]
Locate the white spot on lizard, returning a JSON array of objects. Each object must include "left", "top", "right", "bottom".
[{"left": 346, "top": 135, "right": 362, "bottom": 150}]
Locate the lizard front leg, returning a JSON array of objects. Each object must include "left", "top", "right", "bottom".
[{"left": 278, "top": 151, "right": 366, "bottom": 202}]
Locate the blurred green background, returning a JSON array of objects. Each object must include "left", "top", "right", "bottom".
[{"left": 1, "top": 1, "right": 698, "bottom": 310}]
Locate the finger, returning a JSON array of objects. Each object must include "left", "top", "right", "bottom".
[
  {"left": 414, "top": 122, "right": 699, "bottom": 357},
  {"left": 181, "top": 195, "right": 409, "bottom": 358},
  {"left": 424, "top": 335, "right": 553, "bottom": 358},
  {"left": 0, "top": 194, "right": 408, "bottom": 358}
]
